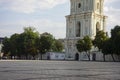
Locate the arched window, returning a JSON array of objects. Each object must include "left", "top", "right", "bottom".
[
  {"left": 96, "top": 22, "right": 100, "bottom": 34},
  {"left": 76, "top": 22, "right": 81, "bottom": 37},
  {"left": 78, "top": 3, "right": 81, "bottom": 8}
]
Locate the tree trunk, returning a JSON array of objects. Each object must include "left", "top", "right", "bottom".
[
  {"left": 117, "top": 55, "right": 120, "bottom": 62},
  {"left": 119, "top": 55, "right": 120, "bottom": 62},
  {"left": 103, "top": 54, "right": 106, "bottom": 62},
  {"left": 18, "top": 55, "right": 20, "bottom": 60},
  {"left": 111, "top": 54, "right": 115, "bottom": 62},
  {"left": 33, "top": 55, "right": 35, "bottom": 60},
  {"left": 25, "top": 54, "right": 28, "bottom": 60},
  {"left": 86, "top": 51, "right": 90, "bottom": 61},
  {"left": 25, "top": 55, "right": 27, "bottom": 60},
  {"left": 40, "top": 54, "right": 42, "bottom": 60},
  {"left": 10, "top": 55, "right": 12, "bottom": 59},
  {"left": 19, "top": 56, "right": 21, "bottom": 60}
]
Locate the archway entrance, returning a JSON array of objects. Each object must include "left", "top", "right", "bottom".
[
  {"left": 75, "top": 53, "right": 79, "bottom": 61},
  {"left": 92, "top": 53, "right": 96, "bottom": 61}
]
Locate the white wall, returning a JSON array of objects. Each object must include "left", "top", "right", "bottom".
[
  {"left": 46, "top": 52, "right": 65, "bottom": 60},
  {"left": 49, "top": 53, "right": 65, "bottom": 60}
]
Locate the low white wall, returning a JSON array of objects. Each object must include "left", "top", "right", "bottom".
[
  {"left": 92, "top": 52, "right": 120, "bottom": 61},
  {"left": 49, "top": 53, "right": 65, "bottom": 60},
  {"left": 79, "top": 52, "right": 120, "bottom": 61}
]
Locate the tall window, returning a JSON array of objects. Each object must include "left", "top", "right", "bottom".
[
  {"left": 96, "top": 3, "right": 100, "bottom": 10},
  {"left": 97, "top": 3, "right": 100, "bottom": 10},
  {"left": 96, "top": 22, "right": 100, "bottom": 34},
  {"left": 76, "top": 22, "right": 81, "bottom": 37},
  {"left": 78, "top": 3, "right": 81, "bottom": 8},
  {"left": 85, "top": 20, "right": 88, "bottom": 35}
]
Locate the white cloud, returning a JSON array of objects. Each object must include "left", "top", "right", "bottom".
[
  {"left": 36, "top": 0, "right": 68, "bottom": 9},
  {"left": 105, "top": 0, "right": 116, "bottom": 4},
  {"left": 0, "top": 19, "right": 66, "bottom": 38},
  {"left": 24, "top": 19, "right": 66, "bottom": 38},
  {"left": 0, "top": 0, "right": 120, "bottom": 38},
  {"left": 0, "top": 0, "right": 68, "bottom": 13},
  {"left": 104, "top": 0, "right": 120, "bottom": 34}
]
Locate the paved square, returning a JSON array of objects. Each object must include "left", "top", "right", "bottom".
[{"left": 0, "top": 60, "right": 120, "bottom": 80}]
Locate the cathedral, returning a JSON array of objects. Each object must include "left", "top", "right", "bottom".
[{"left": 65, "top": 0, "right": 107, "bottom": 60}]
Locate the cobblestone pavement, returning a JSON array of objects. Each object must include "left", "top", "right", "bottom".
[{"left": 0, "top": 60, "right": 120, "bottom": 80}]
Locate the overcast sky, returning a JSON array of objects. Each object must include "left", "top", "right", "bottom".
[{"left": 0, "top": 0, "right": 120, "bottom": 38}]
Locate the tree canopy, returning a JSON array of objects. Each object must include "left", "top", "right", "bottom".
[
  {"left": 111, "top": 25, "right": 120, "bottom": 55},
  {"left": 96, "top": 26, "right": 120, "bottom": 61},
  {"left": 2, "top": 37, "right": 10, "bottom": 56},
  {"left": 76, "top": 36, "right": 92, "bottom": 60},
  {"left": 38, "top": 33, "right": 54, "bottom": 54},
  {"left": 2, "top": 27, "right": 63, "bottom": 60},
  {"left": 93, "top": 31, "right": 108, "bottom": 51},
  {"left": 52, "top": 39, "right": 64, "bottom": 52}
]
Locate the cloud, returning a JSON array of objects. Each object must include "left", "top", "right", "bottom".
[
  {"left": 36, "top": 0, "right": 68, "bottom": 9},
  {"left": 0, "top": 0, "right": 120, "bottom": 38},
  {"left": 105, "top": 0, "right": 117, "bottom": 4},
  {"left": 0, "top": 0, "right": 68, "bottom": 14},
  {"left": 104, "top": 0, "right": 120, "bottom": 34},
  {"left": 0, "top": 19, "right": 66, "bottom": 38}
]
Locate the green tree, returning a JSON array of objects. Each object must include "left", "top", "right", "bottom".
[
  {"left": 102, "top": 39, "right": 115, "bottom": 61},
  {"left": 83, "top": 36, "right": 93, "bottom": 61},
  {"left": 10, "top": 27, "right": 39, "bottom": 59},
  {"left": 22, "top": 27, "right": 39, "bottom": 59},
  {"left": 76, "top": 36, "right": 92, "bottom": 61},
  {"left": 76, "top": 39, "right": 85, "bottom": 52},
  {"left": 2, "top": 37, "right": 10, "bottom": 58},
  {"left": 93, "top": 31, "right": 108, "bottom": 51},
  {"left": 111, "top": 25, "right": 120, "bottom": 39},
  {"left": 38, "top": 32, "right": 54, "bottom": 59},
  {"left": 52, "top": 39, "right": 64, "bottom": 52},
  {"left": 9, "top": 33, "right": 20, "bottom": 59},
  {"left": 17, "top": 33, "right": 27, "bottom": 59},
  {"left": 111, "top": 25, "right": 120, "bottom": 60},
  {"left": 93, "top": 30, "right": 108, "bottom": 61}
]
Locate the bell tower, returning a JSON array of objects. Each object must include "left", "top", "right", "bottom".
[
  {"left": 70, "top": 0, "right": 104, "bottom": 14},
  {"left": 65, "top": 0, "right": 107, "bottom": 60}
]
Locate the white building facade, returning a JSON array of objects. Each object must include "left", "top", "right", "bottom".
[{"left": 65, "top": 0, "right": 107, "bottom": 60}]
